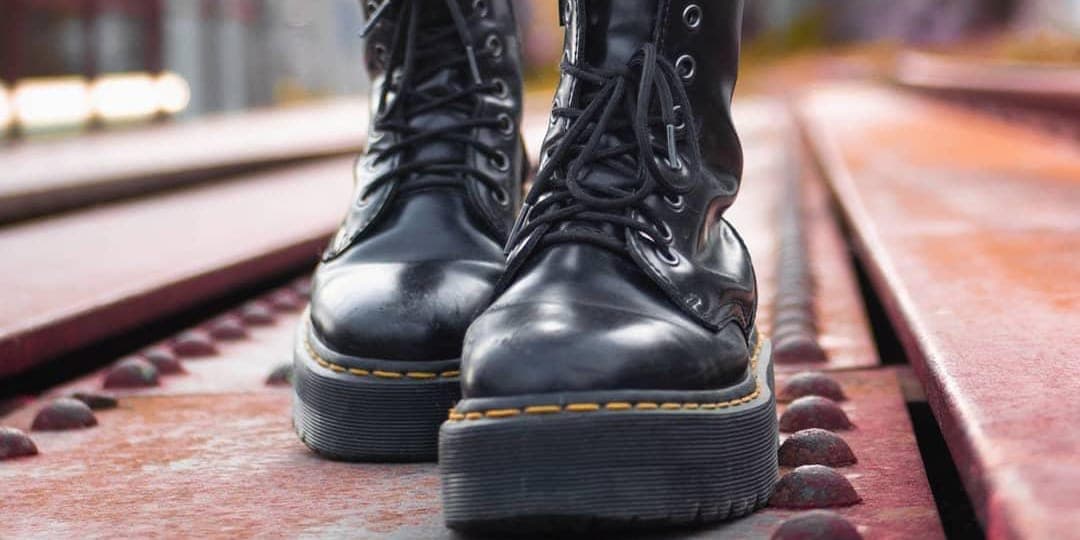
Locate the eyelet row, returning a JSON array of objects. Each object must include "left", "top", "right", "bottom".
[{"left": 676, "top": 4, "right": 702, "bottom": 82}]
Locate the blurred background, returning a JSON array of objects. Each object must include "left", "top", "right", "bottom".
[{"left": 1, "top": 0, "right": 1077, "bottom": 140}]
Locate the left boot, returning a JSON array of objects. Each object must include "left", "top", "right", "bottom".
[{"left": 441, "top": 0, "right": 777, "bottom": 531}]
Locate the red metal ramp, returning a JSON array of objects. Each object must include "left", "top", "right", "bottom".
[
  {"left": 798, "top": 83, "right": 1080, "bottom": 539},
  {"left": 0, "top": 158, "right": 353, "bottom": 378}
]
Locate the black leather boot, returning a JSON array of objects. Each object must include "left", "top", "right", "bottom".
[
  {"left": 441, "top": 0, "right": 777, "bottom": 530},
  {"left": 292, "top": 0, "right": 525, "bottom": 461}
]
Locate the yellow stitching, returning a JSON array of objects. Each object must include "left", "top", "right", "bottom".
[
  {"left": 303, "top": 334, "right": 459, "bottom": 379},
  {"left": 483, "top": 410, "right": 520, "bottom": 419},
  {"left": 448, "top": 337, "right": 765, "bottom": 422}
]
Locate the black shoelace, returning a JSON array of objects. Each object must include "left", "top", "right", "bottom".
[
  {"left": 359, "top": 0, "right": 508, "bottom": 202},
  {"left": 507, "top": 44, "right": 702, "bottom": 262}
]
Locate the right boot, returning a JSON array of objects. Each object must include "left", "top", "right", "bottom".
[{"left": 292, "top": 0, "right": 525, "bottom": 462}]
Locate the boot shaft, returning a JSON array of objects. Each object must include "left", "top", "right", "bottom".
[
  {"left": 323, "top": 0, "right": 527, "bottom": 259},
  {"left": 551, "top": 0, "right": 744, "bottom": 181}
]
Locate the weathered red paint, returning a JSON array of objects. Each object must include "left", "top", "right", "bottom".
[
  {"left": 0, "top": 97, "right": 942, "bottom": 539},
  {"left": 895, "top": 51, "right": 1080, "bottom": 112},
  {"left": 0, "top": 158, "right": 353, "bottom": 379},
  {"left": 0, "top": 99, "right": 368, "bottom": 224},
  {"left": 799, "top": 83, "right": 1080, "bottom": 539},
  {"left": 728, "top": 100, "right": 880, "bottom": 372}
]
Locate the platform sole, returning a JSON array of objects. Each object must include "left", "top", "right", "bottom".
[
  {"left": 292, "top": 320, "right": 461, "bottom": 462},
  {"left": 440, "top": 339, "right": 777, "bottom": 533}
]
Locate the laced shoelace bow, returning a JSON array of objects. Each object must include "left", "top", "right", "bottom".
[
  {"left": 359, "top": 0, "right": 509, "bottom": 202},
  {"left": 507, "top": 43, "right": 702, "bottom": 261}
]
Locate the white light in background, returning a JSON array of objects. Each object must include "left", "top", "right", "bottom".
[
  {"left": 156, "top": 72, "right": 191, "bottom": 115},
  {"left": 91, "top": 73, "right": 159, "bottom": 121},
  {"left": 12, "top": 77, "right": 93, "bottom": 129},
  {"left": 0, "top": 85, "right": 11, "bottom": 129}
]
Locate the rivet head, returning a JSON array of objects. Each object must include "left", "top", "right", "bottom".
[
  {"left": 207, "top": 316, "right": 248, "bottom": 341},
  {"left": 779, "top": 428, "right": 857, "bottom": 467},
  {"left": 70, "top": 391, "right": 118, "bottom": 410},
  {"left": 773, "top": 333, "right": 828, "bottom": 364},
  {"left": 171, "top": 330, "right": 218, "bottom": 357},
  {"left": 142, "top": 347, "right": 184, "bottom": 375},
  {"left": 103, "top": 357, "right": 160, "bottom": 389},
  {"left": 780, "top": 396, "right": 853, "bottom": 433},
  {"left": 269, "top": 290, "right": 303, "bottom": 312},
  {"left": 239, "top": 302, "right": 276, "bottom": 326},
  {"left": 31, "top": 398, "right": 98, "bottom": 431},
  {"left": 266, "top": 363, "right": 294, "bottom": 386},
  {"left": 0, "top": 426, "right": 39, "bottom": 460},
  {"left": 779, "top": 372, "right": 847, "bottom": 402},
  {"left": 769, "top": 465, "right": 862, "bottom": 509},
  {"left": 771, "top": 510, "right": 863, "bottom": 540}
]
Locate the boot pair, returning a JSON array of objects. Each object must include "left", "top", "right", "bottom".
[{"left": 292, "top": 0, "right": 777, "bottom": 531}]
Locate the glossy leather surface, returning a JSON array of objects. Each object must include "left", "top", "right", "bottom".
[
  {"left": 463, "top": 0, "right": 756, "bottom": 398},
  {"left": 308, "top": 0, "right": 524, "bottom": 361}
]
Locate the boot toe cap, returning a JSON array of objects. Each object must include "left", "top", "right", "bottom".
[
  {"left": 461, "top": 301, "right": 750, "bottom": 398},
  {"left": 310, "top": 260, "right": 502, "bottom": 361}
]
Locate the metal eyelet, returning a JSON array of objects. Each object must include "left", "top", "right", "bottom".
[
  {"left": 676, "top": 55, "right": 696, "bottom": 81},
  {"left": 490, "top": 150, "right": 510, "bottom": 171},
  {"left": 656, "top": 246, "right": 680, "bottom": 265},
  {"left": 472, "top": 0, "right": 489, "bottom": 17},
  {"left": 663, "top": 194, "right": 686, "bottom": 211},
  {"left": 672, "top": 105, "right": 685, "bottom": 130},
  {"left": 372, "top": 43, "right": 388, "bottom": 65},
  {"left": 682, "top": 4, "right": 702, "bottom": 29},
  {"left": 496, "top": 113, "right": 514, "bottom": 135},
  {"left": 492, "top": 78, "right": 509, "bottom": 98},
  {"left": 485, "top": 35, "right": 504, "bottom": 58},
  {"left": 491, "top": 187, "right": 510, "bottom": 205}
]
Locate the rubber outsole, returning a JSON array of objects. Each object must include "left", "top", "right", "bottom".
[
  {"left": 439, "top": 339, "right": 777, "bottom": 533},
  {"left": 292, "top": 322, "right": 461, "bottom": 462}
]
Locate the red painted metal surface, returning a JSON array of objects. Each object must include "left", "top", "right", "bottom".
[
  {"left": 1, "top": 315, "right": 941, "bottom": 539},
  {"left": 730, "top": 100, "right": 879, "bottom": 372},
  {"left": 798, "top": 83, "right": 1080, "bottom": 539},
  {"left": 895, "top": 51, "right": 1080, "bottom": 112},
  {"left": 0, "top": 158, "right": 353, "bottom": 379},
  {"left": 0, "top": 98, "right": 368, "bottom": 224}
]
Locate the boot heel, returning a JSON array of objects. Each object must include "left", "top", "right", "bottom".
[
  {"left": 440, "top": 340, "right": 777, "bottom": 532},
  {"left": 292, "top": 321, "right": 460, "bottom": 462}
]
